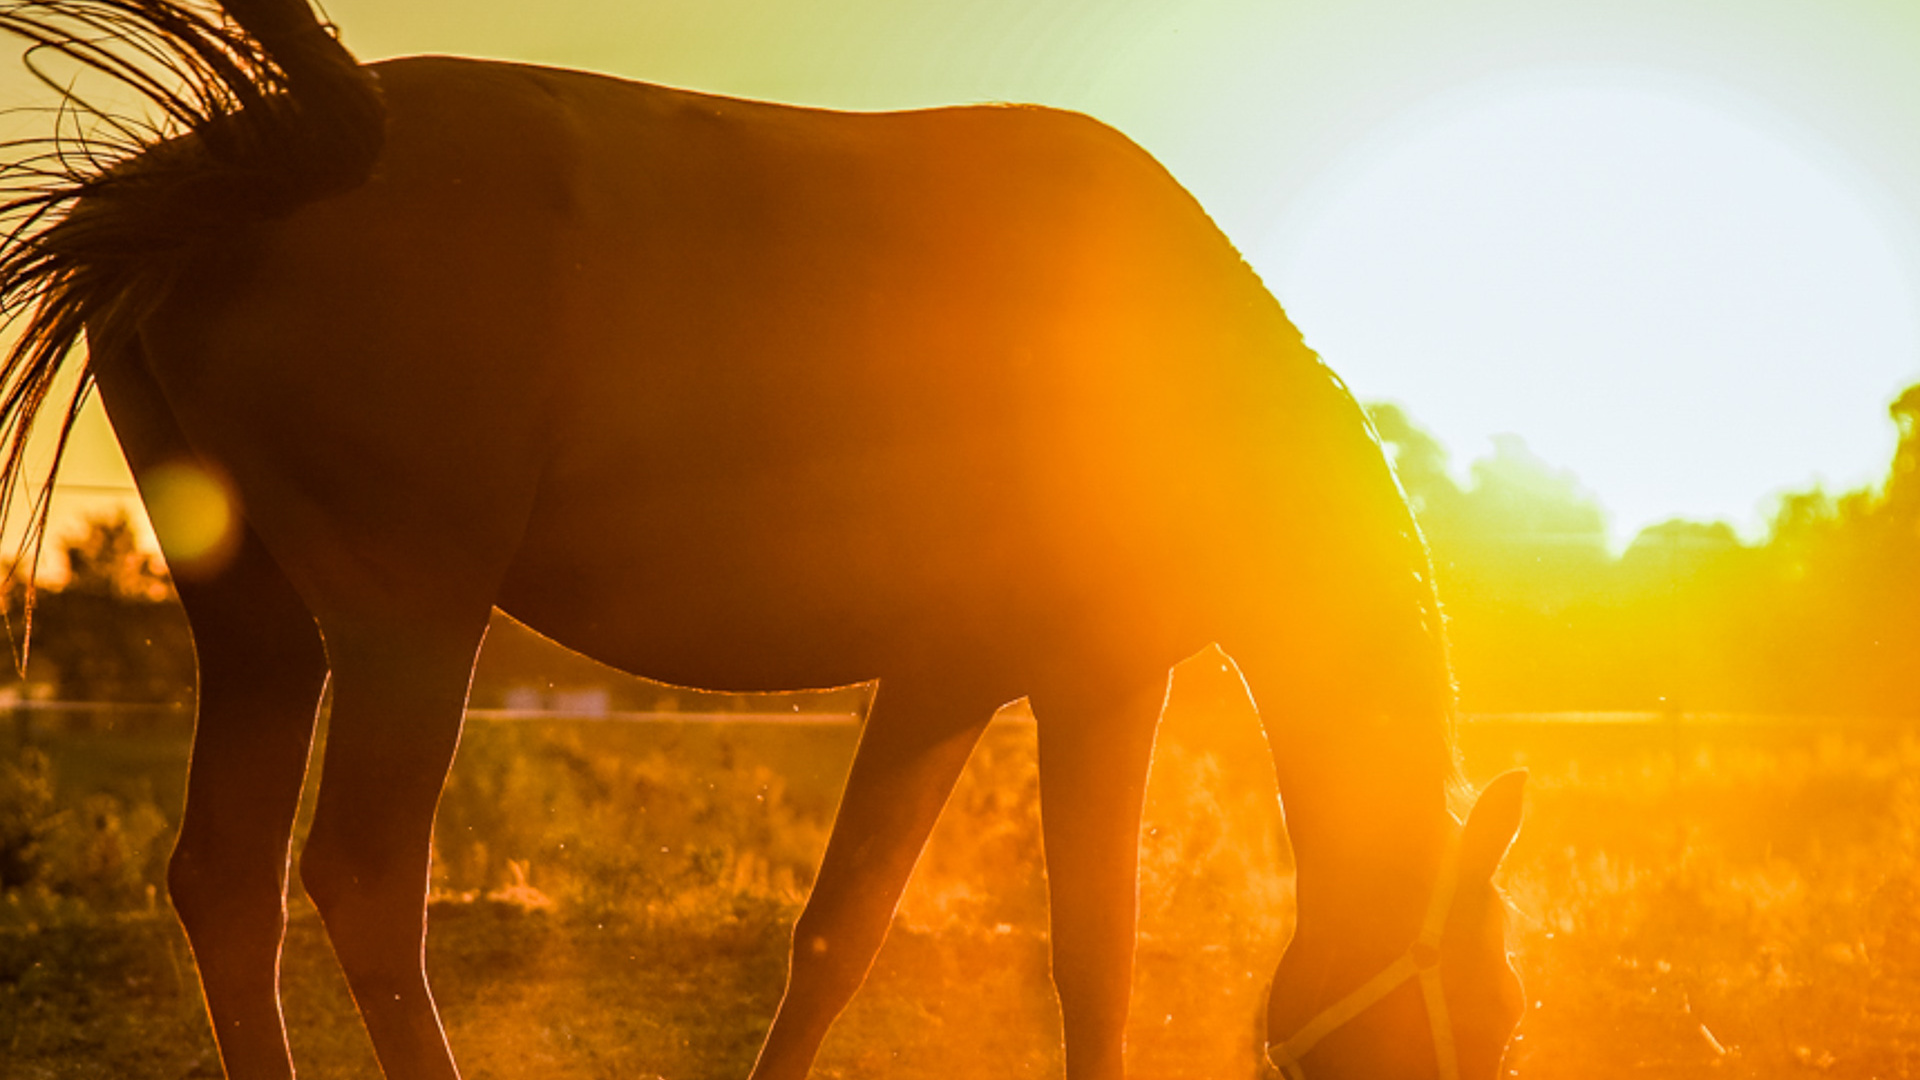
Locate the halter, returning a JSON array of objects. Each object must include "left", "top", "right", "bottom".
[{"left": 1261, "top": 830, "right": 1463, "bottom": 1080}]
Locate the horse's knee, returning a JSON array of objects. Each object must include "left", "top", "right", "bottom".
[
  {"left": 293, "top": 832, "right": 347, "bottom": 922},
  {"left": 167, "top": 828, "right": 287, "bottom": 950},
  {"left": 298, "top": 824, "right": 390, "bottom": 924},
  {"left": 298, "top": 817, "right": 432, "bottom": 958}
]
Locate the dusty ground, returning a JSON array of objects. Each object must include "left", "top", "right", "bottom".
[{"left": 5, "top": 687, "right": 1919, "bottom": 1078}]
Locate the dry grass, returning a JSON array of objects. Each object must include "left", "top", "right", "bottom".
[
  {"left": 4, "top": 692, "right": 1919, "bottom": 1078},
  {"left": 1470, "top": 718, "right": 1920, "bottom": 1078}
]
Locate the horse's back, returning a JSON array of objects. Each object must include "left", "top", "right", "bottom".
[
  {"left": 476, "top": 61, "right": 1323, "bottom": 687},
  {"left": 128, "top": 55, "right": 1362, "bottom": 693}
]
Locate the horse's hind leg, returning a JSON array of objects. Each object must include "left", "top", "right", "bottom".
[
  {"left": 166, "top": 536, "right": 330, "bottom": 1079},
  {"left": 1032, "top": 673, "right": 1168, "bottom": 1080},
  {"left": 294, "top": 607, "right": 491, "bottom": 1080},
  {"left": 748, "top": 679, "right": 993, "bottom": 1080},
  {"left": 94, "top": 346, "right": 330, "bottom": 1080}
]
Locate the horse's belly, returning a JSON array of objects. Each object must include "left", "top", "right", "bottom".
[{"left": 494, "top": 428, "right": 1215, "bottom": 693}]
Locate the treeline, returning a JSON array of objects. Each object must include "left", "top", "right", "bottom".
[
  {"left": 1373, "top": 383, "right": 1920, "bottom": 717},
  {"left": 4, "top": 384, "right": 1916, "bottom": 718}
]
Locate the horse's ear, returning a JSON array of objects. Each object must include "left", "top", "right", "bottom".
[{"left": 1459, "top": 769, "right": 1527, "bottom": 884}]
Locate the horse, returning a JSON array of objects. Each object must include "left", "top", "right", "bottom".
[{"left": 0, "top": 2, "right": 1527, "bottom": 1077}]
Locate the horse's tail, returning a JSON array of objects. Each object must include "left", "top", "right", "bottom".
[{"left": 0, "top": 0, "right": 383, "bottom": 651}]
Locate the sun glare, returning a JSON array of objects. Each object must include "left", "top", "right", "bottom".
[
  {"left": 1257, "top": 71, "right": 1920, "bottom": 546},
  {"left": 141, "top": 460, "right": 237, "bottom": 579}
]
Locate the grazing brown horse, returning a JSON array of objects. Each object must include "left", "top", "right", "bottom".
[{"left": 0, "top": 2, "right": 1527, "bottom": 1077}]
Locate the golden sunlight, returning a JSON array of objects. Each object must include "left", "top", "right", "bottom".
[{"left": 5, "top": 3, "right": 1920, "bottom": 1079}]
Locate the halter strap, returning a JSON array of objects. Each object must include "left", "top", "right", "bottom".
[{"left": 1263, "top": 830, "right": 1463, "bottom": 1080}]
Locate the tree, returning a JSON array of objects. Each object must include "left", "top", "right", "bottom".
[
  {"left": 6, "top": 514, "right": 192, "bottom": 705},
  {"left": 60, "top": 513, "right": 171, "bottom": 601}
]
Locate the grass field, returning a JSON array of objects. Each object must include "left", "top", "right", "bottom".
[{"left": 4, "top": 674, "right": 1920, "bottom": 1079}]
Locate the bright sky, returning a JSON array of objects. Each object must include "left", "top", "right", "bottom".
[
  {"left": 10, "top": 0, "right": 1920, "bottom": 555},
  {"left": 1263, "top": 73, "right": 1920, "bottom": 543}
]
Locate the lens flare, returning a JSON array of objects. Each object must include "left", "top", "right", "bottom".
[{"left": 143, "top": 461, "right": 237, "bottom": 579}]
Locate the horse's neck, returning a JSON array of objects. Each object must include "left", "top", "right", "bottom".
[
  {"left": 1266, "top": 766, "right": 1461, "bottom": 1062},
  {"left": 1283, "top": 760, "right": 1455, "bottom": 957}
]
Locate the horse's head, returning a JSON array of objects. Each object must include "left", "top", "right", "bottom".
[{"left": 1262, "top": 770, "right": 1528, "bottom": 1080}]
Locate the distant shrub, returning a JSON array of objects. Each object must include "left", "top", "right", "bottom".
[
  {"left": 432, "top": 722, "right": 836, "bottom": 922},
  {"left": 0, "top": 747, "right": 169, "bottom": 927},
  {"left": 430, "top": 702, "right": 1296, "bottom": 963},
  {"left": 0, "top": 748, "right": 56, "bottom": 890}
]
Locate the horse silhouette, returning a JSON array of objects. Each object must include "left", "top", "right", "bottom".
[{"left": 0, "top": 2, "right": 1526, "bottom": 1077}]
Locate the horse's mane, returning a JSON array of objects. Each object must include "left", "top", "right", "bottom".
[{"left": 0, "top": 0, "right": 383, "bottom": 659}]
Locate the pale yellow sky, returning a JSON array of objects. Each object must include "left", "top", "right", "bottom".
[{"left": 7, "top": 0, "right": 1920, "bottom": 565}]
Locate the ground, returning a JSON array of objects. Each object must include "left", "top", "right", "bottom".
[{"left": 3, "top": 672, "right": 1917, "bottom": 1078}]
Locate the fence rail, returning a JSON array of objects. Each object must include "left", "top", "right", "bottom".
[{"left": 0, "top": 699, "right": 1906, "bottom": 728}]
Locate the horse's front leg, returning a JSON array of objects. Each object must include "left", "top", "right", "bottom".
[
  {"left": 296, "top": 609, "right": 492, "bottom": 1080},
  {"left": 1033, "top": 674, "right": 1168, "bottom": 1080},
  {"left": 748, "top": 678, "right": 993, "bottom": 1080}
]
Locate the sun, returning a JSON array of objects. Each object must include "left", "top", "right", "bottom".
[{"left": 1255, "top": 70, "right": 1920, "bottom": 545}]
